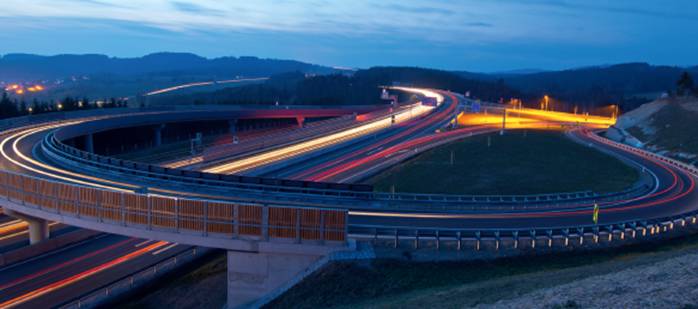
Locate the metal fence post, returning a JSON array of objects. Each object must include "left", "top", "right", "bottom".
[
  {"left": 175, "top": 198, "right": 180, "bottom": 232},
  {"left": 319, "top": 211, "right": 325, "bottom": 244},
  {"left": 147, "top": 196, "right": 152, "bottom": 230},
  {"left": 120, "top": 192, "right": 126, "bottom": 226},
  {"left": 344, "top": 211, "right": 349, "bottom": 243},
  {"left": 262, "top": 205, "right": 269, "bottom": 241},
  {"left": 233, "top": 204, "right": 239, "bottom": 238},
  {"left": 295, "top": 209, "right": 301, "bottom": 244},
  {"left": 49, "top": 182, "right": 58, "bottom": 213},
  {"left": 203, "top": 201, "right": 208, "bottom": 237},
  {"left": 75, "top": 191, "right": 80, "bottom": 218}
]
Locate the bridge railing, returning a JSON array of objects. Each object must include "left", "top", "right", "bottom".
[
  {"left": 44, "top": 133, "right": 645, "bottom": 207},
  {"left": 0, "top": 170, "right": 347, "bottom": 244},
  {"left": 587, "top": 130, "right": 698, "bottom": 178}
]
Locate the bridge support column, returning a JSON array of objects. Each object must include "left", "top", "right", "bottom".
[
  {"left": 154, "top": 124, "right": 165, "bottom": 147},
  {"left": 85, "top": 133, "right": 94, "bottom": 153},
  {"left": 4, "top": 209, "right": 49, "bottom": 244},
  {"left": 229, "top": 119, "right": 238, "bottom": 136},
  {"left": 226, "top": 249, "right": 329, "bottom": 308},
  {"left": 229, "top": 119, "right": 238, "bottom": 143},
  {"left": 295, "top": 116, "right": 305, "bottom": 128}
]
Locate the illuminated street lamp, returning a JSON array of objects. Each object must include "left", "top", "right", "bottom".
[{"left": 543, "top": 95, "right": 550, "bottom": 111}]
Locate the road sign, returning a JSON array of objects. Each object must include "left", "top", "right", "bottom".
[
  {"left": 381, "top": 89, "right": 390, "bottom": 100},
  {"left": 592, "top": 202, "right": 599, "bottom": 224}
]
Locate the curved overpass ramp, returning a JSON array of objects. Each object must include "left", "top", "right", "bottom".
[{"left": 0, "top": 88, "right": 697, "bottom": 308}]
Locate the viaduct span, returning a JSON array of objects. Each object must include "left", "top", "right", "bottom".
[{"left": 0, "top": 89, "right": 697, "bottom": 307}]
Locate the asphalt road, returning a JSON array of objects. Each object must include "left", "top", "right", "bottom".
[{"left": 0, "top": 88, "right": 695, "bottom": 307}]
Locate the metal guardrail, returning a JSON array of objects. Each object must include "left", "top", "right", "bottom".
[
  {"left": 348, "top": 132, "right": 698, "bottom": 250},
  {"left": 44, "top": 133, "right": 642, "bottom": 206},
  {"left": 349, "top": 214, "right": 698, "bottom": 251},
  {"left": 0, "top": 169, "right": 347, "bottom": 245},
  {"left": 587, "top": 131, "right": 698, "bottom": 178}
]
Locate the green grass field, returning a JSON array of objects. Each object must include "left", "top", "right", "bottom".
[{"left": 369, "top": 130, "right": 639, "bottom": 195}]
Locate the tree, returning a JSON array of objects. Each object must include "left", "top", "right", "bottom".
[
  {"left": 0, "top": 92, "right": 19, "bottom": 119},
  {"left": 677, "top": 71, "right": 695, "bottom": 96}
]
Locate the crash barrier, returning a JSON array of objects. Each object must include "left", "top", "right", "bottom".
[
  {"left": 45, "top": 133, "right": 644, "bottom": 205},
  {"left": 351, "top": 214, "right": 698, "bottom": 251}
]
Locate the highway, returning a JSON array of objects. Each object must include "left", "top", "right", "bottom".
[
  {"left": 0, "top": 120, "right": 196, "bottom": 308},
  {"left": 0, "top": 87, "right": 696, "bottom": 307}
]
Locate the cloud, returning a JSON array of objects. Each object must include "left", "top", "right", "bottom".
[
  {"left": 380, "top": 3, "right": 455, "bottom": 16},
  {"left": 170, "top": 1, "right": 225, "bottom": 15},
  {"left": 0, "top": 0, "right": 692, "bottom": 48}
]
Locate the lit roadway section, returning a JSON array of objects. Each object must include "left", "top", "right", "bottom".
[
  {"left": 144, "top": 77, "right": 269, "bottom": 96},
  {"left": 0, "top": 87, "right": 696, "bottom": 308},
  {"left": 458, "top": 107, "right": 616, "bottom": 129},
  {"left": 202, "top": 87, "right": 441, "bottom": 174}
]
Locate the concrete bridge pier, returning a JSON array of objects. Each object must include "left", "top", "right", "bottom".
[
  {"left": 229, "top": 119, "right": 239, "bottom": 134},
  {"left": 154, "top": 124, "right": 166, "bottom": 147},
  {"left": 85, "top": 133, "right": 94, "bottom": 153},
  {"left": 226, "top": 245, "right": 342, "bottom": 308},
  {"left": 4, "top": 209, "right": 49, "bottom": 244}
]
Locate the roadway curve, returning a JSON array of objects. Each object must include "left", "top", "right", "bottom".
[
  {"left": 6, "top": 90, "right": 697, "bottom": 233},
  {"left": 0, "top": 89, "right": 697, "bottom": 307}
]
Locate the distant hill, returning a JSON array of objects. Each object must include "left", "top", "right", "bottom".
[
  {"left": 0, "top": 53, "right": 341, "bottom": 100},
  {"left": 456, "top": 63, "right": 698, "bottom": 111},
  {"left": 149, "top": 67, "right": 523, "bottom": 106},
  {"left": 0, "top": 52, "right": 337, "bottom": 81}
]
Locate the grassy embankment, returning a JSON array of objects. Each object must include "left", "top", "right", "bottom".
[
  {"left": 369, "top": 130, "right": 639, "bottom": 195},
  {"left": 271, "top": 234, "right": 698, "bottom": 308},
  {"left": 628, "top": 102, "right": 698, "bottom": 156}
]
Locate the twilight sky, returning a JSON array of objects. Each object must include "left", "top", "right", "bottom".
[{"left": 0, "top": 0, "right": 696, "bottom": 72}]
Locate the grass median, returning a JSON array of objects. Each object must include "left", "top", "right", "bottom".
[{"left": 368, "top": 130, "right": 639, "bottom": 195}]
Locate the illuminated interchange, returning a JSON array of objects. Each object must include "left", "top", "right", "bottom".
[{"left": 0, "top": 84, "right": 696, "bottom": 309}]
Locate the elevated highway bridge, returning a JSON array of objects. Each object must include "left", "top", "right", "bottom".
[{"left": 0, "top": 88, "right": 696, "bottom": 308}]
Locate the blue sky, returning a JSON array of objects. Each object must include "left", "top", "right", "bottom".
[{"left": 0, "top": 0, "right": 696, "bottom": 72}]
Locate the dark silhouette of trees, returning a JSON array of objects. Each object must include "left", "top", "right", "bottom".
[
  {"left": 0, "top": 92, "right": 20, "bottom": 118},
  {"left": 148, "top": 68, "right": 524, "bottom": 107},
  {"left": 677, "top": 71, "right": 696, "bottom": 96},
  {"left": 0, "top": 92, "right": 126, "bottom": 120}
]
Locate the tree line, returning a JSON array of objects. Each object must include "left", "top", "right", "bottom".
[
  {"left": 676, "top": 71, "right": 697, "bottom": 97},
  {"left": 0, "top": 92, "right": 127, "bottom": 120},
  {"left": 147, "top": 67, "right": 525, "bottom": 107}
]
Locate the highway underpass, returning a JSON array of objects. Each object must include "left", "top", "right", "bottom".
[{"left": 0, "top": 87, "right": 697, "bottom": 308}]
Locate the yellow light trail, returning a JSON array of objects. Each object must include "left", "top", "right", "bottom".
[
  {"left": 506, "top": 108, "right": 616, "bottom": 126},
  {"left": 457, "top": 107, "right": 616, "bottom": 129},
  {"left": 1, "top": 123, "right": 137, "bottom": 192},
  {"left": 0, "top": 241, "right": 170, "bottom": 308},
  {"left": 203, "top": 103, "right": 433, "bottom": 174},
  {"left": 0, "top": 222, "right": 61, "bottom": 242}
]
